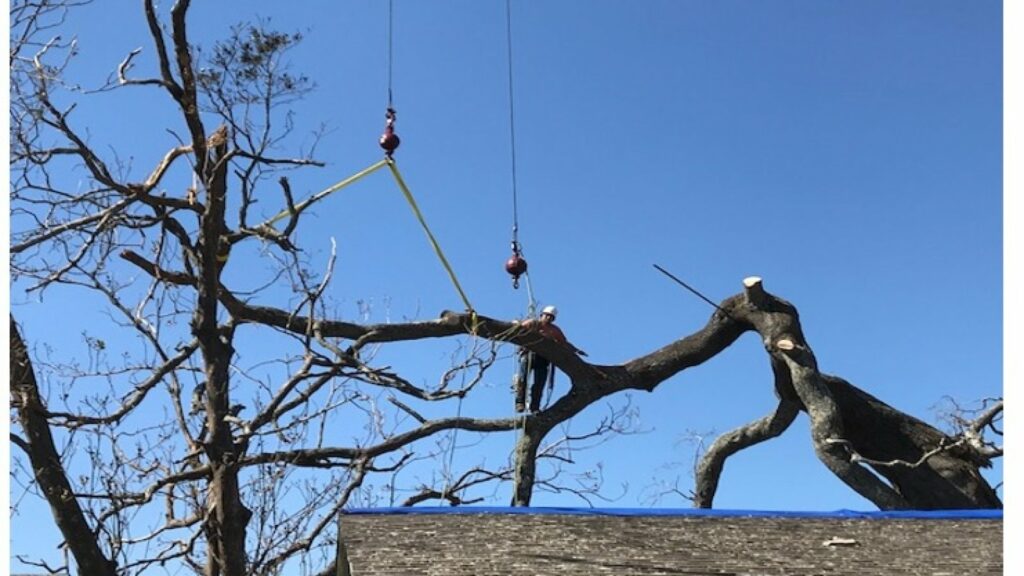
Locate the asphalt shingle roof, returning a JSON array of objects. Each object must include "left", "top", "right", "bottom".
[{"left": 338, "top": 508, "right": 1002, "bottom": 576}]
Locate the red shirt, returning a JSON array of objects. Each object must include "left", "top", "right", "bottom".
[{"left": 523, "top": 319, "right": 567, "bottom": 345}]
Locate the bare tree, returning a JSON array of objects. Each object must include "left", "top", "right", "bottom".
[
  {"left": 10, "top": 2, "right": 630, "bottom": 574},
  {"left": 8, "top": 2, "right": 1001, "bottom": 576}
]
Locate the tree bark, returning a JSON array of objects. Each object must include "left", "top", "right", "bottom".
[
  {"left": 690, "top": 277, "right": 1000, "bottom": 510},
  {"left": 821, "top": 373, "right": 1001, "bottom": 509},
  {"left": 693, "top": 399, "right": 800, "bottom": 508},
  {"left": 193, "top": 129, "right": 251, "bottom": 576},
  {"left": 176, "top": 16, "right": 250, "bottom": 564},
  {"left": 10, "top": 316, "right": 119, "bottom": 576},
  {"left": 510, "top": 419, "right": 542, "bottom": 506},
  {"left": 774, "top": 338, "right": 909, "bottom": 509}
]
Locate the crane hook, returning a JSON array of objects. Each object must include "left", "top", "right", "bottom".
[
  {"left": 505, "top": 240, "right": 527, "bottom": 289},
  {"left": 379, "top": 107, "right": 400, "bottom": 156}
]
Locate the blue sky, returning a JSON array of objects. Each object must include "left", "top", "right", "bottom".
[{"left": 6, "top": 0, "right": 1008, "bottom": 570}]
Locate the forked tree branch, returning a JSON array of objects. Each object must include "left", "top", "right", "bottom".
[{"left": 693, "top": 399, "right": 801, "bottom": 508}]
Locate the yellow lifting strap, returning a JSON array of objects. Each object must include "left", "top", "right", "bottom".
[
  {"left": 264, "top": 159, "right": 389, "bottom": 227},
  {"left": 260, "top": 156, "right": 476, "bottom": 327},
  {"left": 386, "top": 158, "right": 476, "bottom": 319}
]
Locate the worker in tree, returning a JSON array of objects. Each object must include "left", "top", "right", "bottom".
[{"left": 514, "top": 305, "right": 587, "bottom": 413}]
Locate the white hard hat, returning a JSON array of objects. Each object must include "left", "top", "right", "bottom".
[{"left": 541, "top": 305, "right": 558, "bottom": 318}]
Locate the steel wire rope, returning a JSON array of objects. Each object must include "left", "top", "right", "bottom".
[
  {"left": 506, "top": 0, "right": 520, "bottom": 245},
  {"left": 505, "top": 0, "right": 536, "bottom": 317},
  {"left": 441, "top": 381, "right": 466, "bottom": 501},
  {"left": 504, "top": 0, "right": 540, "bottom": 501},
  {"left": 386, "top": 0, "right": 394, "bottom": 108}
]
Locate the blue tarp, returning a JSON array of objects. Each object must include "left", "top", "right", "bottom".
[{"left": 344, "top": 506, "right": 1002, "bottom": 520}]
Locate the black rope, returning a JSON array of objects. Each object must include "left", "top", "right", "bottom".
[
  {"left": 506, "top": 0, "right": 520, "bottom": 245},
  {"left": 653, "top": 264, "right": 734, "bottom": 319}
]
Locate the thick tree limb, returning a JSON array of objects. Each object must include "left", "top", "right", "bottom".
[
  {"left": 141, "top": 143, "right": 196, "bottom": 192},
  {"left": 10, "top": 316, "right": 118, "bottom": 576},
  {"left": 685, "top": 277, "right": 1000, "bottom": 510},
  {"left": 821, "top": 373, "right": 1000, "bottom": 509},
  {"left": 773, "top": 339, "right": 909, "bottom": 510},
  {"left": 121, "top": 249, "right": 194, "bottom": 285},
  {"left": 962, "top": 400, "right": 1003, "bottom": 458},
  {"left": 143, "top": 0, "right": 184, "bottom": 100},
  {"left": 693, "top": 399, "right": 801, "bottom": 508},
  {"left": 120, "top": 252, "right": 1001, "bottom": 509},
  {"left": 168, "top": 0, "right": 206, "bottom": 165},
  {"left": 241, "top": 414, "right": 520, "bottom": 468}
]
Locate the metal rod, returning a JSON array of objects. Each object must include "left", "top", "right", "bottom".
[{"left": 653, "top": 264, "right": 732, "bottom": 318}]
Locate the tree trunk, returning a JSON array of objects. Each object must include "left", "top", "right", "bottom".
[
  {"left": 10, "top": 317, "right": 119, "bottom": 576},
  {"left": 693, "top": 277, "right": 1000, "bottom": 510},
  {"left": 693, "top": 399, "right": 800, "bottom": 508},
  {"left": 511, "top": 418, "right": 542, "bottom": 506},
  {"left": 824, "top": 374, "right": 1001, "bottom": 509},
  {"left": 198, "top": 130, "right": 252, "bottom": 575}
]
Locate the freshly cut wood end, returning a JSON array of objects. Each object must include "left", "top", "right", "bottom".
[
  {"left": 776, "top": 339, "right": 795, "bottom": 351},
  {"left": 743, "top": 276, "right": 763, "bottom": 288}
]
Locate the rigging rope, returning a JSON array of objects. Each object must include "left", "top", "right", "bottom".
[
  {"left": 523, "top": 271, "right": 537, "bottom": 318},
  {"left": 265, "top": 159, "right": 473, "bottom": 325},
  {"left": 379, "top": 0, "right": 400, "bottom": 157},
  {"left": 444, "top": 389, "right": 468, "bottom": 498},
  {"left": 441, "top": 389, "right": 465, "bottom": 500}
]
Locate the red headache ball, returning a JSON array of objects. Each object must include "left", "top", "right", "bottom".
[
  {"left": 379, "top": 128, "right": 400, "bottom": 153},
  {"left": 505, "top": 254, "right": 527, "bottom": 276}
]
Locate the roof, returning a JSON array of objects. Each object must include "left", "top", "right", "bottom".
[{"left": 338, "top": 507, "right": 1002, "bottom": 576}]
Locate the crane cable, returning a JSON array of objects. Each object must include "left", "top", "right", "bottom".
[
  {"left": 386, "top": 0, "right": 395, "bottom": 109},
  {"left": 379, "top": 0, "right": 400, "bottom": 157},
  {"left": 505, "top": 0, "right": 536, "bottom": 318},
  {"left": 506, "top": 0, "right": 520, "bottom": 253},
  {"left": 505, "top": 0, "right": 538, "bottom": 499},
  {"left": 504, "top": 0, "right": 535, "bottom": 303}
]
